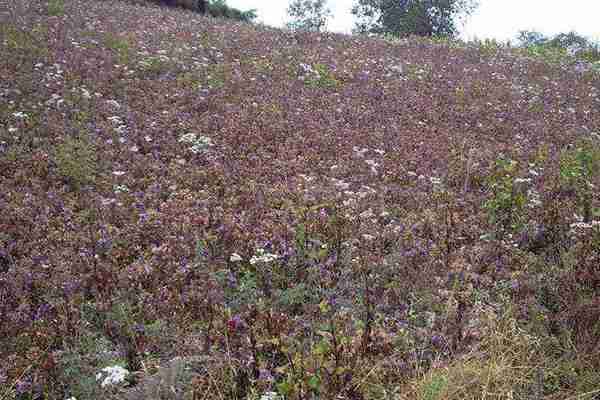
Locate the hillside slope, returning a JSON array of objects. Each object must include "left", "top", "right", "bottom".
[{"left": 1, "top": 1, "right": 600, "bottom": 398}]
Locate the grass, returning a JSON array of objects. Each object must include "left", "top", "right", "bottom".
[{"left": 0, "top": 0, "right": 599, "bottom": 399}]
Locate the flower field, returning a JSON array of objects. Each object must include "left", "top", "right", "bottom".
[{"left": 1, "top": 0, "right": 599, "bottom": 398}]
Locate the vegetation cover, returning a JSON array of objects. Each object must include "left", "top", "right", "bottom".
[{"left": 1, "top": 0, "right": 600, "bottom": 399}]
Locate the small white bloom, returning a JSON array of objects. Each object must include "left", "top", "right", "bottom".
[
  {"left": 113, "top": 170, "right": 126, "bottom": 176},
  {"left": 365, "top": 159, "right": 379, "bottom": 168},
  {"left": 114, "top": 184, "right": 129, "bottom": 193},
  {"left": 179, "top": 133, "right": 197, "bottom": 143},
  {"left": 353, "top": 146, "right": 368, "bottom": 157},
  {"left": 8, "top": 127, "right": 17, "bottom": 133},
  {"left": 332, "top": 178, "right": 349, "bottom": 190},
  {"left": 430, "top": 177, "right": 442, "bottom": 186},
  {"left": 97, "top": 365, "right": 129, "bottom": 387},
  {"left": 108, "top": 115, "right": 123, "bottom": 124},
  {"left": 249, "top": 249, "right": 279, "bottom": 265},
  {"left": 12, "top": 111, "right": 28, "bottom": 119},
  {"left": 180, "top": 133, "right": 214, "bottom": 153},
  {"left": 514, "top": 178, "right": 531, "bottom": 184},
  {"left": 360, "top": 208, "right": 374, "bottom": 219},
  {"left": 299, "top": 174, "right": 315, "bottom": 182},
  {"left": 570, "top": 222, "right": 592, "bottom": 230},
  {"left": 260, "top": 392, "right": 282, "bottom": 400},
  {"left": 101, "top": 197, "right": 116, "bottom": 206},
  {"left": 144, "top": 135, "right": 153, "bottom": 142},
  {"left": 230, "top": 253, "right": 243, "bottom": 262}
]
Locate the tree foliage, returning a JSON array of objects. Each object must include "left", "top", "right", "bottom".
[
  {"left": 207, "top": 0, "right": 257, "bottom": 23},
  {"left": 352, "top": 0, "right": 478, "bottom": 38},
  {"left": 517, "top": 30, "right": 600, "bottom": 62},
  {"left": 155, "top": 0, "right": 256, "bottom": 22},
  {"left": 286, "top": 0, "right": 332, "bottom": 32}
]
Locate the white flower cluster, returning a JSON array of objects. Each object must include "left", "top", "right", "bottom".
[
  {"left": 230, "top": 253, "right": 243, "bottom": 262},
  {"left": 178, "top": 133, "right": 214, "bottom": 154},
  {"left": 298, "top": 63, "right": 317, "bottom": 81},
  {"left": 527, "top": 189, "right": 542, "bottom": 208},
  {"left": 108, "top": 115, "right": 128, "bottom": 135},
  {"left": 96, "top": 365, "right": 129, "bottom": 387},
  {"left": 260, "top": 392, "right": 282, "bottom": 400},
  {"left": 429, "top": 176, "right": 443, "bottom": 187},
  {"left": 570, "top": 221, "right": 600, "bottom": 230},
  {"left": 12, "top": 111, "right": 28, "bottom": 119},
  {"left": 249, "top": 248, "right": 279, "bottom": 265},
  {"left": 114, "top": 184, "right": 129, "bottom": 193}
]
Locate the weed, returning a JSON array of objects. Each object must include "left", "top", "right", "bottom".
[
  {"left": 138, "top": 56, "right": 171, "bottom": 76},
  {"left": 305, "top": 63, "right": 340, "bottom": 88},
  {"left": 47, "top": 0, "right": 65, "bottom": 16},
  {"left": 483, "top": 155, "right": 528, "bottom": 239},
  {"left": 104, "top": 33, "right": 132, "bottom": 64},
  {"left": 1, "top": 24, "right": 48, "bottom": 59},
  {"left": 53, "top": 134, "right": 98, "bottom": 189},
  {"left": 559, "top": 138, "right": 600, "bottom": 222}
]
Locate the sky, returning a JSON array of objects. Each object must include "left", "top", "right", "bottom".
[{"left": 226, "top": 0, "right": 600, "bottom": 43}]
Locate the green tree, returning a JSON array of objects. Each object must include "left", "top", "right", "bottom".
[
  {"left": 516, "top": 30, "right": 600, "bottom": 62},
  {"left": 155, "top": 0, "right": 256, "bottom": 22},
  {"left": 207, "top": 0, "right": 257, "bottom": 22},
  {"left": 352, "top": 0, "right": 478, "bottom": 38},
  {"left": 286, "top": 0, "right": 332, "bottom": 32}
]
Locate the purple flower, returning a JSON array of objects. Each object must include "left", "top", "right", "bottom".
[
  {"left": 15, "top": 377, "right": 31, "bottom": 395},
  {"left": 179, "top": 258, "right": 190, "bottom": 273},
  {"left": 63, "top": 280, "right": 80, "bottom": 297},
  {"left": 258, "top": 368, "right": 274, "bottom": 382},
  {"left": 227, "top": 315, "right": 244, "bottom": 332},
  {"left": 97, "top": 236, "right": 112, "bottom": 255},
  {"left": 325, "top": 254, "right": 337, "bottom": 266},
  {"left": 431, "top": 334, "right": 444, "bottom": 347},
  {"left": 138, "top": 212, "right": 149, "bottom": 223},
  {"left": 34, "top": 303, "right": 52, "bottom": 321},
  {"left": 227, "top": 272, "right": 237, "bottom": 288}
]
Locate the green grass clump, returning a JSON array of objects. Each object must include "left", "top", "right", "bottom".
[
  {"left": 305, "top": 63, "right": 340, "bottom": 89},
  {"left": 104, "top": 33, "right": 133, "bottom": 64},
  {"left": 53, "top": 134, "right": 98, "bottom": 189},
  {"left": 48, "top": 0, "right": 65, "bottom": 16}
]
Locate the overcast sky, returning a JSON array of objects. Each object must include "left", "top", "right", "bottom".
[{"left": 226, "top": 0, "right": 600, "bottom": 43}]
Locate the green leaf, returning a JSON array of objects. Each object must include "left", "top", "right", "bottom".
[
  {"left": 308, "top": 375, "right": 320, "bottom": 390},
  {"left": 276, "top": 381, "right": 292, "bottom": 396}
]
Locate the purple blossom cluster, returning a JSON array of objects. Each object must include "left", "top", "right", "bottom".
[{"left": 1, "top": 0, "right": 599, "bottom": 398}]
